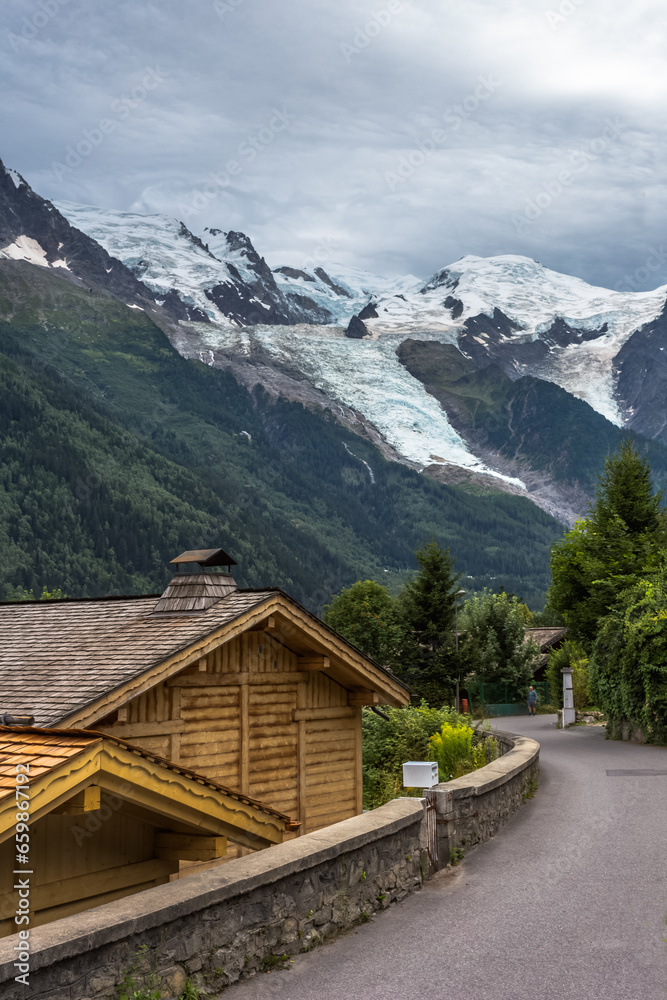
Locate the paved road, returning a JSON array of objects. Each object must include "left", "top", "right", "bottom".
[{"left": 225, "top": 716, "right": 667, "bottom": 1000}]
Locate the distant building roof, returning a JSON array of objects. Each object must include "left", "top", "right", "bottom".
[{"left": 525, "top": 627, "right": 568, "bottom": 650}]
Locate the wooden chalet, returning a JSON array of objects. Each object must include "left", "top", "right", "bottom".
[
  {"left": 0, "top": 549, "right": 410, "bottom": 865},
  {"left": 0, "top": 724, "right": 294, "bottom": 936}
]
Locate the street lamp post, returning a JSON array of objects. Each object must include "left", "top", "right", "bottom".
[{"left": 454, "top": 589, "right": 466, "bottom": 712}]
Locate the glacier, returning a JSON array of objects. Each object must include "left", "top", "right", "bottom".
[{"left": 194, "top": 322, "right": 526, "bottom": 488}]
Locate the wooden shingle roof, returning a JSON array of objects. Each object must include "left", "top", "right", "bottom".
[
  {"left": 0, "top": 589, "right": 277, "bottom": 727},
  {"left": 525, "top": 627, "right": 568, "bottom": 650},
  {"left": 0, "top": 587, "right": 410, "bottom": 728}
]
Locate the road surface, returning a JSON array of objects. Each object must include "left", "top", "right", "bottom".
[{"left": 225, "top": 715, "right": 667, "bottom": 1000}]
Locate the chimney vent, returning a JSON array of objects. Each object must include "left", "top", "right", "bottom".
[
  {"left": 0, "top": 713, "right": 35, "bottom": 727},
  {"left": 153, "top": 547, "right": 238, "bottom": 614}
]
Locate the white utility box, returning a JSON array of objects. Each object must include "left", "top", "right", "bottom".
[{"left": 402, "top": 761, "right": 439, "bottom": 788}]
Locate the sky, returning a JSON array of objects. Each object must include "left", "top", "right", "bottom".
[{"left": 2, "top": 0, "right": 667, "bottom": 290}]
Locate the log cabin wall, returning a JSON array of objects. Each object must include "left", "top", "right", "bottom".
[
  {"left": 0, "top": 795, "right": 176, "bottom": 936},
  {"left": 96, "top": 631, "right": 363, "bottom": 841}
]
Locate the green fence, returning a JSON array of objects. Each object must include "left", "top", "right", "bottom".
[{"left": 466, "top": 680, "right": 550, "bottom": 716}]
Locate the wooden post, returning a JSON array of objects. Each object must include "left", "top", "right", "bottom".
[
  {"left": 240, "top": 683, "right": 249, "bottom": 795},
  {"left": 298, "top": 720, "right": 307, "bottom": 835},
  {"left": 297, "top": 679, "right": 308, "bottom": 835},
  {"left": 170, "top": 688, "right": 181, "bottom": 762},
  {"left": 354, "top": 710, "right": 363, "bottom": 815}
]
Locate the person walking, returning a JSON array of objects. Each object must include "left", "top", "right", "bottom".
[{"left": 527, "top": 686, "right": 538, "bottom": 716}]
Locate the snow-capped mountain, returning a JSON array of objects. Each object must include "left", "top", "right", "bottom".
[
  {"left": 0, "top": 161, "right": 160, "bottom": 312},
  {"left": 53, "top": 197, "right": 667, "bottom": 436},
  {"left": 57, "top": 203, "right": 336, "bottom": 326},
  {"left": 6, "top": 169, "right": 667, "bottom": 524},
  {"left": 271, "top": 261, "right": 422, "bottom": 325},
  {"left": 356, "top": 254, "right": 667, "bottom": 428}
]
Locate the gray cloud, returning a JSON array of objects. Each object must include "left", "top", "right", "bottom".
[{"left": 2, "top": 0, "right": 666, "bottom": 289}]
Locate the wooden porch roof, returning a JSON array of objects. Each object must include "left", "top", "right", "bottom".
[{"left": 0, "top": 725, "right": 295, "bottom": 850}]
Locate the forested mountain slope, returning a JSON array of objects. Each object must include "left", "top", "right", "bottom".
[{"left": 0, "top": 259, "right": 562, "bottom": 608}]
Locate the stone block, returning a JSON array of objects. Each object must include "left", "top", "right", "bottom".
[{"left": 86, "top": 970, "right": 118, "bottom": 995}]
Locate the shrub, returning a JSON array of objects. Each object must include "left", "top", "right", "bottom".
[
  {"left": 362, "top": 702, "right": 468, "bottom": 809},
  {"left": 591, "top": 573, "right": 667, "bottom": 743},
  {"left": 429, "top": 722, "right": 499, "bottom": 781}
]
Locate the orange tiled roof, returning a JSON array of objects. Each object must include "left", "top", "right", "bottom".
[{"left": 0, "top": 728, "right": 101, "bottom": 797}]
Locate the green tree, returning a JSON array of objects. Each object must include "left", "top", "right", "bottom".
[
  {"left": 322, "top": 580, "right": 407, "bottom": 672},
  {"left": 4, "top": 585, "right": 66, "bottom": 600},
  {"left": 590, "top": 570, "right": 667, "bottom": 743},
  {"left": 593, "top": 440, "right": 662, "bottom": 535},
  {"left": 460, "top": 589, "right": 540, "bottom": 698},
  {"left": 399, "top": 539, "right": 462, "bottom": 704},
  {"left": 547, "top": 441, "right": 665, "bottom": 647}
]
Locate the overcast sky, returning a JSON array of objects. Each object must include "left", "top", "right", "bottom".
[{"left": 2, "top": 0, "right": 666, "bottom": 289}]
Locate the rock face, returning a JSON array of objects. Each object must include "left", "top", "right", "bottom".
[
  {"left": 358, "top": 301, "right": 379, "bottom": 320},
  {"left": 0, "top": 159, "right": 157, "bottom": 311},
  {"left": 614, "top": 301, "right": 667, "bottom": 443},
  {"left": 202, "top": 230, "right": 335, "bottom": 325},
  {"left": 345, "top": 314, "right": 369, "bottom": 338}
]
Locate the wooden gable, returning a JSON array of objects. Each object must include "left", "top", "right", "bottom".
[
  {"left": 0, "top": 726, "right": 292, "bottom": 935},
  {"left": 0, "top": 588, "right": 410, "bottom": 852},
  {"left": 89, "top": 601, "right": 407, "bottom": 839}
]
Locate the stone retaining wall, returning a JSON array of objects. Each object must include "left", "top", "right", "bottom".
[
  {"left": 0, "top": 729, "right": 539, "bottom": 998},
  {"left": 426, "top": 729, "right": 540, "bottom": 863},
  {"left": 0, "top": 798, "right": 428, "bottom": 999}
]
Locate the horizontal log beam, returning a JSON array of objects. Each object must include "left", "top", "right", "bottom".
[
  {"left": 298, "top": 656, "right": 330, "bottom": 671},
  {"left": 155, "top": 832, "right": 227, "bottom": 861},
  {"left": 167, "top": 671, "right": 311, "bottom": 687},
  {"left": 95, "top": 720, "right": 184, "bottom": 739},
  {"left": 249, "top": 616, "right": 277, "bottom": 631},
  {"left": 347, "top": 691, "right": 380, "bottom": 706},
  {"left": 293, "top": 707, "right": 357, "bottom": 721}
]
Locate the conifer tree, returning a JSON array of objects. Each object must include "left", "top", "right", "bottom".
[
  {"left": 400, "top": 539, "right": 461, "bottom": 650},
  {"left": 547, "top": 440, "right": 665, "bottom": 646},
  {"left": 591, "top": 440, "right": 662, "bottom": 536},
  {"left": 399, "top": 539, "right": 462, "bottom": 703}
]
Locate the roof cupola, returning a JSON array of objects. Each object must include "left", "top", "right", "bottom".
[{"left": 153, "top": 547, "right": 238, "bottom": 614}]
